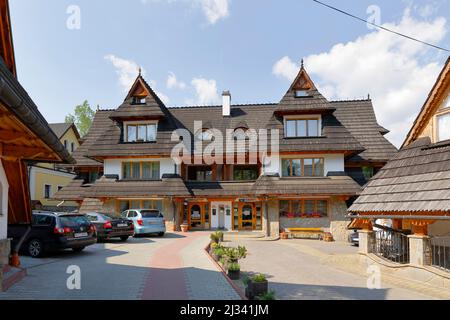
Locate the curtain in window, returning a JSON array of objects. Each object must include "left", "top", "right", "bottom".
[
  {"left": 281, "top": 159, "right": 290, "bottom": 177},
  {"left": 292, "top": 159, "right": 302, "bottom": 176},
  {"left": 132, "top": 163, "right": 140, "bottom": 179},
  {"left": 123, "top": 162, "right": 132, "bottom": 179},
  {"left": 147, "top": 124, "right": 156, "bottom": 141},
  {"left": 137, "top": 125, "right": 146, "bottom": 141},
  {"left": 127, "top": 125, "right": 137, "bottom": 142},
  {"left": 296, "top": 120, "right": 307, "bottom": 136}
]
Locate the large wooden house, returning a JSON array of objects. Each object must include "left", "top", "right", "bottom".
[{"left": 56, "top": 64, "right": 396, "bottom": 240}]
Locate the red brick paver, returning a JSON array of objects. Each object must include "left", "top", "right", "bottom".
[{"left": 141, "top": 232, "right": 202, "bottom": 300}]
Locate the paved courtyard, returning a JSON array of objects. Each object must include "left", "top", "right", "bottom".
[
  {"left": 0, "top": 232, "right": 240, "bottom": 300},
  {"left": 227, "top": 237, "right": 449, "bottom": 300}
]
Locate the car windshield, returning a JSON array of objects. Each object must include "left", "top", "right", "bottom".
[
  {"left": 59, "top": 215, "right": 91, "bottom": 227},
  {"left": 98, "top": 213, "right": 115, "bottom": 221},
  {"left": 140, "top": 210, "right": 161, "bottom": 218}
]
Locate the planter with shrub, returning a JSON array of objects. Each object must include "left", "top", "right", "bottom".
[
  {"left": 227, "top": 262, "right": 240, "bottom": 280},
  {"left": 245, "top": 274, "right": 268, "bottom": 299}
]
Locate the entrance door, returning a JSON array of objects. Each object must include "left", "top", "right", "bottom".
[
  {"left": 218, "top": 205, "right": 225, "bottom": 229},
  {"left": 188, "top": 202, "right": 210, "bottom": 230},
  {"left": 188, "top": 203, "right": 203, "bottom": 229},
  {"left": 239, "top": 203, "right": 255, "bottom": 230}
]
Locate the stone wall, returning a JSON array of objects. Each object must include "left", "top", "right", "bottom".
[{"left": 0, "top": 239, "right": 10, "bottom": 292}]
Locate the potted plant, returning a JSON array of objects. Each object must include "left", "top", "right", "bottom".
[
  {"left": 248, "top": 273, "right": 268, "bottom": 298},
  {"left": 227, "top": 262, "right": 240, "bottom": 280},
  {"left": 212, "top": 247, "right": 224, "bottom": 261},
  {"left": 180, "top": 222, "right": 189, "bottom": 232},
  {"left": 256, "top": 290, "right": 276, "bottom": 300}
]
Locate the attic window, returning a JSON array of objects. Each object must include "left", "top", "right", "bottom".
[
  {"left": 126, "top": 123, "right": 157, "bottom": 142},
  {"left": 295, "top": 90, "right": 309, "bottom": 97},
  {"left": 437, "top": 112, "right": 450, "bottom": 142},
  {"left": 132, "top": 96, "right": 146, "bottom": 104}
]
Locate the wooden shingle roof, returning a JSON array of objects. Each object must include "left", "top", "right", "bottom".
[
  {"left": 349, "top": 137, "right": 450, "bottom": 213},
  {"left": 332, "top": 99, "right": 398, "bottom": 162}
]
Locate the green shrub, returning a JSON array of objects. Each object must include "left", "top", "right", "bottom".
[
  {"left": 252, "top": 273, "right": 267, "bottom": 282},
  {"left": 210, "top": 232, "right": 220, "bottom": 243},
  {"left": 223, "top": 245, "right": 247, "bottom": 261},
  {"left": 228, "top": 262, "right": 240, "bottom": 272},
  {"left": 210, "top": 242, "right": 218, "bottom": 250},
  {"left": 257, "top": 290, "right": 276, "bottom": 300}
]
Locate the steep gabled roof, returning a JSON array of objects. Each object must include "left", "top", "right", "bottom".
[
  {"left": 49, "top": 122, "right": 81, "bottom": 141},
  {"left": 403, "top": 56, "right": 450, "bottom": 147},
  {"left": 276, "top": 64, "right": 335, "bottom": 114},
  {"left": 332, "top": 99, "right": 398, "bottom": 162},
  {"left": 109, "top": 74, "right": 167, "bottom": 120}
]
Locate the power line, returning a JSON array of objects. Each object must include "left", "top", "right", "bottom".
[{"left": 312, "top": 0, "right": 450, "bottom": 53}]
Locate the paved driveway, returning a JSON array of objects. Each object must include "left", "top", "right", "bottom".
[
  {"left": 228, "top": 238, "right": 445, "bottom": 300},
  {"left": 0, "top": 232, "right": 240, "bottom": 300}
]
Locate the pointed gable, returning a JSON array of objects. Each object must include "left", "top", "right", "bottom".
[
  {"left": 109, "top": 74, "right": 167, "bottom": 120},
  {"left": 276, "top": 62, "right": 335, "bottom": 114}
]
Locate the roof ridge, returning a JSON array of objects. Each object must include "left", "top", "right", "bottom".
[
  {"left": 330, "top": 99, "right": 372, "bottom": 103},
  {"left": 168, "top": 102, "right": 278, "bottom": 109}
]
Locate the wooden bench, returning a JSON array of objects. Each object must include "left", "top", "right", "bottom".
[{"left": 286, "top": 227, "right": 324, "bottom": 240}]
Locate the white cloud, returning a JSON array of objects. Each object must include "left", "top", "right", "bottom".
[
  {"left": 140, "top": 0, "right": 229, "bottom": 25},
  {"left": 104, "top": 54, "right": 143, "bottom": 92},
  {"left": 191, "top": 77, "right": 220, "bottom": 105},
  {"left": 105, "top": 54, "right": 170, "bottom": 104},
  {"left": 167, "top": 72, "right": 186, "bottom": 89},
  {"left": 273, "top": 9, "right": 447, "bottom": 147},
  {"left": 272, "top": 56, "right": 299, "bottom": 81},
  {"left": 198, "top": 0, "right": 229, "bottom": 25}
]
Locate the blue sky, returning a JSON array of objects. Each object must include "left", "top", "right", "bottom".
[{"left": 9, "top": 0, "right": 450, "bottom": 146}]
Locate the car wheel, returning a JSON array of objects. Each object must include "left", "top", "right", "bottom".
[
  {"left": 158, "top": 232, "right": 165, "bottom": 237},
  {"left": 120, "top": 236, "right": 129, "bottom": 242},
  {"left": 72, "top": 247, "right": 85, "bottom": 253},
  {"left": 28, "top": 239, "right": 44, "bottom": 258}
]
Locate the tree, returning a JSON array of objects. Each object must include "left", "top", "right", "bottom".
[{"left": 65, "top": 100, "right": 96, "bottom": 137}]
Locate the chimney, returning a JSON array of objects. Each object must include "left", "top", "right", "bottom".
[{"left": 222, "top": 90, "right": 231, "bottom": 117}]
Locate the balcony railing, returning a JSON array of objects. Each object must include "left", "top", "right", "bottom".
[
  {"left": 373, "top": 229, "right": 410, "bottom": 264},
  {"left": 431, "top": 236, "right": 450, "bottom": 272}
]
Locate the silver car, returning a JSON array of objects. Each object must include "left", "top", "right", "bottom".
[{"left": 122, "top": 209, "right": 166, "bottom": 236}]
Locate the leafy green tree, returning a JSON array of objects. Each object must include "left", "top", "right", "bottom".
[{"left": 65, "top": 100, "right": 96, "bottom": 137}]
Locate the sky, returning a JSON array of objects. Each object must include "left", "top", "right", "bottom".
[{"left": 9, "top": 0, "right": 450, "bottom": 147}]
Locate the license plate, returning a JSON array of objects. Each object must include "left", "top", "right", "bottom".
[
  {"left": 74, "top": 232, "right": 88, "bottom": 238},
  {"left": 117, "top": 223, "right": 128, "bottom": 227}
]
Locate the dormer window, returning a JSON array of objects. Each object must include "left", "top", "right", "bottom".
[
  {"left": 125, "top": 122, "right": 157, "bottom": 142},
  {"left": 285, "top": 117, "right": 320, "bottom": 138},
  {"left": 233, "top": 127, "right": 248, "bottom": 140},
  {"left": 196, "top": 129, "right": 213, "bottom": 141},
  {"left": 132, "top": 96, "right": 146, "bottom": 104},
  {"left": 295, "top": 90, "right": 309, "bottom": 97}
]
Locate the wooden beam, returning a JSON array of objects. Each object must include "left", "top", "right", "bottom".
[
  {"left": 2, "top": 145, "right": 53, "bottom": 159},
  {"left": 0, "top": 129, "right": 34, "bottom": 143}
]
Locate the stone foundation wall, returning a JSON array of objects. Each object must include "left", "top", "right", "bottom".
[{"left": 0, "top": 239, "right": 11, "bottom": 292}]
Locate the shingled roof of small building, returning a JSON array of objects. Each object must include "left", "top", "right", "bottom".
[{"left": 349, "top": 137, "right": 450, "bottom": 213}]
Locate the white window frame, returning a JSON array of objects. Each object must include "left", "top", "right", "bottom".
[
  {"left": 283, "top": 115, "right": 322, "bottom": 138},
  {"left": 436, "top": 110, "right": 450, "bottom": 142},
  {"left": 124, "top": 120, "right": 158, "bottom": 143}
]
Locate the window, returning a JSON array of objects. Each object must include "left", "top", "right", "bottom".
[
  {"left": 64, "top": 140, "right": 68, "bottom": 150},
  {"left": 187, "top": 166, "right": 212, "bottom": 181},
  {"left": 195, "top": 129, "right": 213, "bottom": 141},
  {"left": 70, "top": 142, "right": 75, "bottom": 153},
  {"left": 132, "top": 96, "right": 146, "bottom": 104},
  {"left": 279, "top": 199, "right": 328, "bottom": 218},
  {"left": 32, "top": 214, "right": 54, "bottom": 226},
  {"left": 295, "top": 90, "right": 309, "bottom": 97},
  {"left": 285, "top": 119, "right": 320, "bottom": 137},
  {"left": 281, "top": 158, "right": 324, "bottom": 177},
  {"left": 362, "top": 166, "right": 374, "bottom": 180},
  {"left": 57, "top": 186, "right": 63, "bottom": 192},
  {"left": 437, "top": 112, "right": 450, "bottom": 142},
  {"left": 126, "top": 123, "right": 157, "bottom": 142},
  {"left": 233, "top": 165, "right": 258, "bottom": 181},
  {"left": 233, "top": 128, "right": 248, "bottom": 140},
  {"left": 119, "top": 200, "right": 162, "bottom": 213},
  {"left": 122, "top": 162, "right": 160, "bottom": 180},
  {"left": 44, "top": 184, "right": 52, "bottom": 199}
]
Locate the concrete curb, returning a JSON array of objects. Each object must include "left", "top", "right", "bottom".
[
  {"left": 204, "top": 243, "right": 247, "bottom": 300},
  {"left": 1, "top": 264, "right": 27, "bottom": 292}
]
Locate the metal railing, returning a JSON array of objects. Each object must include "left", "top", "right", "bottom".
[
  {"left": 431, "top": 236, "right": 450, "bottom": 272},
  {"left": 373, "top": 229, "right": 410, "bottom": 264}
]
